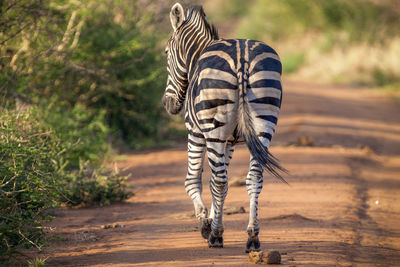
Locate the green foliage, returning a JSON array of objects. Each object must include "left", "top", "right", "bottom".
[
  {"left": 372, "top": 69, "right": 400, "bottom": 88},
  {"left": 236, "top": 0, "right": 400, "bottom": 43},
  {"left": 67, "top": 1, "right": 167, "bottom": 148},
  {"left": 0, "top": 107, "right": 131, "bottom": 260},
  {"left": 41, "top": 103, "right": 109, "bottom": 169},
  {"left": 208, "top": 0, "right": 252, "bottom": 22},
  {"left": 0, "top": 110, "right": 61, "bottom": 256},
  {"left": 282, "top": 53, "right": 305, "bottom": 74},
  {"left": 0, "top": 0, "right": 169, "bottom": 260},
  {"left": 38, "top": 103, "right": 131, "bottom": 207},
  {"left": 28, "top": 257, "right": 48, "bottom": 267},
  {"left": 63, "top": 164, "right": 131, "bottom": 206},
  {"left": 1, "top": 0, "right": 169, "bottom": 149}
]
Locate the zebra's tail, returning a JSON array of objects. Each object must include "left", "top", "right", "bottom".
[{"left": 237, "top": 69, "right": 288, "bottom": 184}]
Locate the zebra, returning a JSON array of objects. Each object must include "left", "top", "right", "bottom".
[{"left": 162, "top": 3, "right": 286, "bottom": 252}]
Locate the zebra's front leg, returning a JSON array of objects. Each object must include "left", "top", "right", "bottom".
[
  {"left": 207, "top": 141, "right": 228, "bottom": 248},
  {"left": 245, "top": 154, "right": 263, "bottom": 253},
  {"left": 185, "top": 132, "right": 207, "bottom": 222}
]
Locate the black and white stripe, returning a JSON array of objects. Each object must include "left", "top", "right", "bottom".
[{"left": 162, "top": 3, "right": 286, "bottom": 248}]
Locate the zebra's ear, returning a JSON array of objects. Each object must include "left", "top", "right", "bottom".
[{"left": 170, "top": 3, "right": 185, "bottom": 32}]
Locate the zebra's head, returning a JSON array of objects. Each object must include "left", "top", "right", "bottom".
[
  {"left": 162, "top": 3, "right": 187, "bottom": 115},
  {"left": 162, "top": 3, "right": 218, "bottom": 115}
]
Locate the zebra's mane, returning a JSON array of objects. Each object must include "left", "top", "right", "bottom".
[{"left": 184, "top": 5, "right": 219, "bottom": 40}]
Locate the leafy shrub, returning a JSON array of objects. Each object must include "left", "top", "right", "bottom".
[
  {"left": 70, "top": 2, "right": 168, "bottom": 148},
  {"left": 1, "top": 0, "right": 170, "bottom": 149},
  {"left": 0, "top": 0, "right": 169, "bottom": 263},
  {"left": 39, "top": 103, "right": 132, "bottom": 206},
  {"left": 0, "top": 110, "right": 61, "bottom": 256},
  {"left": 41, "top": 102, "right": 109, "bottom": 169},
  {"left": 63, "top": 163, "right": 131, "bottom": 206},
  {"left": 0, "top": 106, "right": 130, "bottom": 260}
]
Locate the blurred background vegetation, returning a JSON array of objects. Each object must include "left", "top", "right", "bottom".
[
  {"left": 1, "top": 0, "right": 399, "bottom": 263},
  {"left": 205, "top": 0, "right": 400, "bottom": 88}
]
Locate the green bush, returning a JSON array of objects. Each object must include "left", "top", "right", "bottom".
[
  {"left": 1, "top": 0, "right": 169, "bottom": 262},
  {"left": 39, "top": 103, "right": 132, "bottom": 206},
  {"left": 67, "top": 1, "right": 168, "bottom": 148},
  {"left": 0, "top": 110, "right": 61, "bottom": 256},
  {"left": 41, "top": 102, "right": 109, "bottom": 169},
  {"left": 63, "top": 163, "right": 131, "bottom": 206},
  {"left": 1, "top": 0, "right": 169, "bottom": 149},
  {"left": 0, "top": 106, "right": 130, "bottom": 260}
]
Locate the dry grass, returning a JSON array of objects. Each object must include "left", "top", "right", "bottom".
[{"left": 295, "top": 37, "right": 400, "bottom": 86}]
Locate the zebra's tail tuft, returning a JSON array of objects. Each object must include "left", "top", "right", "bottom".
[{"left": 237, "top": 74, "right": 288, "bottom": 184}]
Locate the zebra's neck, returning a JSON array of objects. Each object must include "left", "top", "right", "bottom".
[{"left": 180, "top": 24, "right": 215, "bottom": 81}]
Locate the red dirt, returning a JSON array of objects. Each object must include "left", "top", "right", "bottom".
[{"left": 34, "top": 80, "right": 400, "bottom": 266}]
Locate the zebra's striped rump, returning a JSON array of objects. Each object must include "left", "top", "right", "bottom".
[{"left": 193, "top": 39, "right": 286, "bottom": 181}]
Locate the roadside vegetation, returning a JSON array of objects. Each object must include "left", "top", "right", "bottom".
[
  {"left": 0, "top": 0, "right": 176, "bottom": 263},
  {"left": 205, "top": 0, "right": 400, "bottom": 88}
]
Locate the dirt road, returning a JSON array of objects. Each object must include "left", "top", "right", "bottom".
[{"left": 41, "top": 81, "right": 400, "bottom": 266}]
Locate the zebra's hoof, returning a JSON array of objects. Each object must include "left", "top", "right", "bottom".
[
  {"left": 245, "top": 235, "right": 261, "bottom": 253},
  {"left": 200, "top": 218, "right": 212, "bottom": 240},
  {"left": 208, "top": 232, "right": 223, "bottom": 248}
]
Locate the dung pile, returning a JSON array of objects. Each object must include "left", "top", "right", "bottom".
[{"left": 249, "top": 250, "right": 281, "bottom": 264}]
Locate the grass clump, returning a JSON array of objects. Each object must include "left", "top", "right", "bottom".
[{"left": 28, "top": 257, "right": 48, "bottom": 267}]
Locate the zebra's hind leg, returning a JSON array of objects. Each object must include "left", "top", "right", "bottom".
[
  {"left": 205, "top": 144, "right": 235, "bottom": 242},
  {"left": 245, "top": 154, "right": 263, "bottom": 253},
  {"left": 206, "top": 141, "right": 228, "bottom": 248}
]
